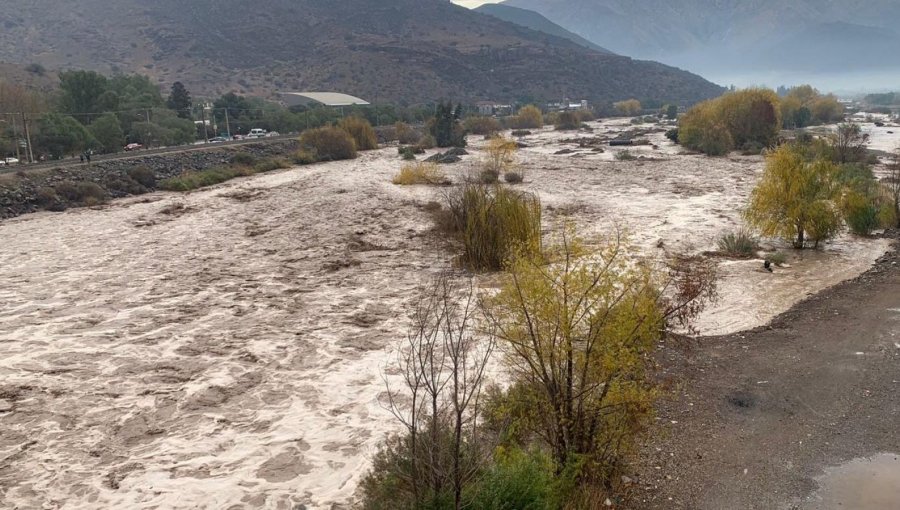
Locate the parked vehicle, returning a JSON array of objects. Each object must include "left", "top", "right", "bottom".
[
  {"left": 0, "top": 157, "right": 19, "bottom": 166},
  {"left": 124, "top": 143, "right": 143, "bottom": 152},
  {"left": 209, "top": 137, "right": 228, "bottom": 143},
  {"left": 248, "top": 128, "right": 267, "bottom": 138}
]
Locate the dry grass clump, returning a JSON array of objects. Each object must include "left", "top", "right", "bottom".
[
  {"left": 299, "top": 126, "right": 358, "bottom": 161},
  {"left": 438, "top": 183, "right": 542, "bottom": 271},
  {"left": 339, "top": 117, "right": 379, "bottom": 151},
  {"left": 503, "top": 171, "right": 524, "bottom": 184},
  {"left": 394, "top": 122, "right": 420, "bottom": 145},
  {"left": 126, "top": 166, "right": 156, "bottom": 188},
  {"left": 392, "top": 162, "right": 450, "bottom": 186},
  {"left": 717, "top": 229, "right": 759, "bottom": 258}
]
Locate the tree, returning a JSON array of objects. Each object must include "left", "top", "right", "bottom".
[
  {"left": 35, "top": 113, "right": 94, "bottom": 158},
  {"left": 830, "top": 123, "right": 870, "bottom": 164},
  {"left": 166, "top": 82, "right": 193, "bottom": 119},
  {"left": 368, "top": 275, "right": 495, "bottom": 510},
  {"left": 429, "top": 102, "right": 466, "bottom": 148},
  {"left": 665, "top": 104, "right": 678, "bottom": 120},
  {"left": 509, "top": 105, "right": 543, "bottom": 129},
  {"left": 483, "top": 228, "right": 716, "bottom": 485},
  {"left": 678, "top": 100, "right": 733, "bottom": 156},
  {"left": 716, "top": 88, "right": 781, "bottom": 149},
  {"left": 745, "top": 144, "right": 842, "bottom": 248},
  {"left": 89, "top": 113, "right": 125, "bottom": 153},
  {"left": 613, "top": 99, "right": 641, "bottom": 116},
  {"left": 58, "top": 70, "right": 110, "bottom": 119},
  {"left": 888, "top": 149, "right": 900, "bottom": 228}
]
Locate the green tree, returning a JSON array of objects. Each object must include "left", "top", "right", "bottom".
[
  {"left": 429, "top": 102, "right": 466, "bottom": 148},
  {"left": 745, "top": 144, "right": 842, "bottom": 248},
  {"left": 89, "top": 113, "right": 125, "bottom": 154},
  {"left": 665, "top": 104, "right": 678, "bottom": 120},
  {"left": 166, "top": 82, "right": 193, "bottom": 119},
  {"left": 35, "top": 113, "right": 94, "bottom": 158},
  {"left": 58, "top": 70, "right": 110, "bottom": 118}
]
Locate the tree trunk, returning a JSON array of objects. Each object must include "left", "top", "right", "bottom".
[{"left": 795, "top": 227, "right": 805, "bottom": 249}]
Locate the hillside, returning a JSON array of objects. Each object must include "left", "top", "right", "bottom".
[
  {"left": 503, "top": 0, "right": 900, "bottom": 86},
  {"left": 0, "top": 0, "right": 723, "bottom": 104},
  {"left": 474, "top": 4, "right": 613, "bottom": 54}
]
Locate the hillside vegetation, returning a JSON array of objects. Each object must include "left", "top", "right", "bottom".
[{"left": 0, "top": 0, "right": 723, "bottom": 104}]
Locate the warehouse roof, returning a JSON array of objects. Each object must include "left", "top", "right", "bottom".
[{"left": 279, "top": 92, "right": 371, "bottom": 107}]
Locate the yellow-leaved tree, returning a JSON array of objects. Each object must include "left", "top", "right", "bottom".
[
  {"left": 745, "top": 144, "right": 842, "bottom": 248},
  {"left": 482, "top": 228, "right": 717, "bottom": 489}
]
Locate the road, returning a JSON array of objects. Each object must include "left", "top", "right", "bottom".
[{"left": 0, "top": 134, "right": 298, "bottom": 175}]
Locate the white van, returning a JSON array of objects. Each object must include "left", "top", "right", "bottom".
[{"left": 248, "top": 128, "right": 267, "bottom": 138}]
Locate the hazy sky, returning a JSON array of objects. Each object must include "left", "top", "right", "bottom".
[{"left": 452, "top": 0, "right": 501, "bottom": 8}]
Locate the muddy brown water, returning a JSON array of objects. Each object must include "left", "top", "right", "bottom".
[{"left": 805, "top": 454, "right": 900, "bottom": 509}]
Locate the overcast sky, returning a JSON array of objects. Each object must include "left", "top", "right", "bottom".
[{"left": 452, "top": 0, "right": 501, "bottom": 8}]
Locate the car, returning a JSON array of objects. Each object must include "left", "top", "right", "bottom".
[
  {"left": 0, "top": 157, "right": 19, "bottom": 166},
  {"left": 124, "top": 143, "right": 143, "bottom": 152},
  {"left": 209, "top": 136, "right": 228, "bottom": 143},
  {"left": 248, "top": 128, "right": 267, "bottom": 138}
]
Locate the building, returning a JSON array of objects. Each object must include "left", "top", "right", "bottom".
[{"left": 278, "top": 92, "right": 371, "bottom": 108}]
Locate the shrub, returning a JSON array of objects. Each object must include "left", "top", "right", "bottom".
[
  {"left": 440, "top": 183, "right": 542, "bottom": 271},
  {"left": 465, "top": 449, "right": 556, "bottom": 510},
  {"left": 508, "top": 105, "right": 543, "bottom": 129},
  {"left": 614, "top": 99, "right": 642, "bottom": 116},
  {"left": 54, "top": 181, "right": 108, "bottom": 205},
  {"left": 36, "top": 187, "right": 66, "bottom": 211},
  {"left": 464, "top": 116, "right": 502, "bottom": 136},
  {"left": 717, "top": 230, "right": 759, "bottom": 257},
  {"left": 615, "top": 150, "right": 636, "bottom": 161},
  {"left": 231, "top": 152, "right": 256, "bottom": 166},
  {"left": 679, "top": 88, "right": 780, "bottom": 156},
  {"left": 160, "top": 166, "right": 252, "bottom": 192},
  {"left": 299, "top": 126, "right": 358, "bottom": 161},
  {"left": 767, "top": 251, "right": 788, "bottom": 266},
  {"left": 574, "top": 109, "right": 594, "bottom": 123},
  {"left": 429, "top": 101, "right": 467, "bottom": 148},
  {"left": 392, "top": 162, "right": 449, "bottom": 185},
  {"left": 484, "top": 136, "right": 518, "bottom": 175},
  {"left": 480, "top": 169, "right": 500, "bottom": 184},
  {"left": 106, "top": 176, "right": 147, "bottom": 195},
  {"left": 417, "top": 134, "right": 436, "bottom": 150},
  {"left": 254, "top": 157, "right": 291, "bottom": 173},
  {"left": 291, "top": 150, "right": 318, "bottom": 165},
  {"left": 665, "top": 128, "right": 679, "bottom": 143},
  {"left": 394, "top": 121, "right": 419, "bottom": 144},
  {"left": 511, "top": 130, "right": 532, "bottom": 137},
  {"left": 127, "top": 166, "right": 157, "bottom": 188},
  {"left": 554, "top": 111, "right": 580, "bottom": 131},
  {"left": 339, "top": 116, "right": 379, "bottom": 151},
  {"left": 504, "top": 172, "right": 524, "bottom": 184}
]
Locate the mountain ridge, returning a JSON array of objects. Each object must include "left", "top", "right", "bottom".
[
  {"left": 474, "top": 4, "right": 613, "bottom": 55},
  {"left": 0, "top": 0, "right": 723, "bottom": 104}
]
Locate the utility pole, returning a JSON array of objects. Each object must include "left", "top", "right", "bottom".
[
  {"left": 145, "top": 109, "right": 152, "bottom": 147},
  {"left": 10, "top": 115, "right": 21, "bottom": 162},
  {"left": 200, "top": 105, "right": 209, "bottom": 142},
  {"left": 21, "top": 112, "right": 34, "bottom": 163},
  {"left": 224, "top": 108, "right": 231, "bottom": 137}
]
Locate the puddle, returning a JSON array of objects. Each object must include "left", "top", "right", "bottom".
[{"left": 804, "top": 454, "right": 900, "bottom": 509}]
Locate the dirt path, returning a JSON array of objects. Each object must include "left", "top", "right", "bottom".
[{"left": 631, "top": 241, "right": 900, "bottom": 509}]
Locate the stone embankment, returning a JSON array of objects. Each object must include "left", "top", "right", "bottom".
[{"left": 0, "top": 139, "right": 300, "bottom": 219}]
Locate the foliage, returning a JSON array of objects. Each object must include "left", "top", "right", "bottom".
[
  {"left": 88, "top": 113, "right": 125, "bottom": 154},
  {"left": 665, "top": 104, "right": 678, "bottom": 120},
  {"left": 508, "top": 105, "right": 544, "bottom": 130},
  {"left": 464, "top": 116, "right": 502, "bottom": 136},
  {"left": 418, "top": 134, "right": 437, "bottom": 150},
  {"left": 339, "top": 116, "right": 379, "bottom": 151},
  {"left": 166, "top": 82, "right": 192, "bottom": 118},
  {"left": 160, "top": 165, "right": 254, "bottom": 191},
  {"left": 836, "top": 163, "right": 895, "bottom": 235},
  {"left": 482, "top": 228, "right": 716, "bottom": 484},
  {"left": 58, "top": 70, "right": 116, "bottom": 118},
  {"left": 35, "top": 113, "right": 94, "bottom": 158},
  {"left": 665, "top": 128, "right": 679, "bottom": 143},
  {"left": 615, "top": 150, "right": 636, "bottom": 161},
  {"left": 780, "top": 85, "right": 843, "bottom": 128},
  {"left": 887, "top": 150, "right": 900, "bottom": 228},
  {"left": 614, "top": 99, "right": 642, "bottom": 116},
  {"left": 392, "top": 162, "right": 449, "bottom": 185},
  {"left": 464, "top": 448, "right": 556, "bottom": 510},
  {"left": 395, "top": 121, "right": 420, "bottom": 145},
  {"left": 830, "top": 123, "right": 869, "bottom": 164},
  {"left": 483, "top": 136, "right": 518, "bottom": 175},
  {"left": 429, "top": 102, "right": 466, "bottom": 148},
  {"left": 298, "top": 126, "right": 358, "bottom": 161},
  {"left": 129, "top": 109, "right": 196, "bottom": 147},
  {"left": 231, "top": 152, "right": 256, "bottom": 166},
  {"left": 503, "top": 172, "right": 524, "bottom": 184},
  {"left": 253, "top": 157, "right": 291, "bottom": 173},
  {"left": 440, "top": 184, "right": 542, "bottom": 271},
  {"left": 717, "top": 230, "right": 759, "bottom": 257},
  {"left": 554, "top": 111, "right": 580, "bottom": 131},
  {"left": 126, "top": 166, "right": 157, "bottom": 188},
  {"left": 54, "top": 180, "right": 107, "bottom": 206},
  {"left": 678, "top": 88, "right": 780, "bottom": 155},
  {"left": 745, "top": 144, "right": 842, "bottom": 248}
]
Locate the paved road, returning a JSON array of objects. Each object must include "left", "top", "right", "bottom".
[{"left": 0, "top": 134, "right": 298, "bottom": 175}]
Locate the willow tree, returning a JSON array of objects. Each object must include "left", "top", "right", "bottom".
[
  {"left": 745, "top": 144, "right": 842, "bottom": 248},
  {"left": 482, "top": 228, "right": 716, "bottom": 483}
]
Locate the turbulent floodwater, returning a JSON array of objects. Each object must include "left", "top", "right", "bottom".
[
  {"left": 805, "top": 454, "right": 900, "bottom": 509},
  {"left": 0, "top": 120, "right": 892, "bottom": 508}
]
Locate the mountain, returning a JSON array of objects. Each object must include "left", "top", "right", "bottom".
[
  {"left": 474, "top": 4, "right": 613, "bottom": 55},
  {"left": 502, "top": 0, "right": 900, "bottom": 87},
  {"left": 0, "top": 0, "right": 723, "bottom": 105}
]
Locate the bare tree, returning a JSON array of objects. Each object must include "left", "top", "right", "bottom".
[
  {"left": 381, "top": 273, "right": 495, "bottom": 510},
  {"left": 888, "top": 148, "right": 900, "bottom": 228},
  {"left": 831, "top": 123, "right": 870, "bottom": 164}
]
